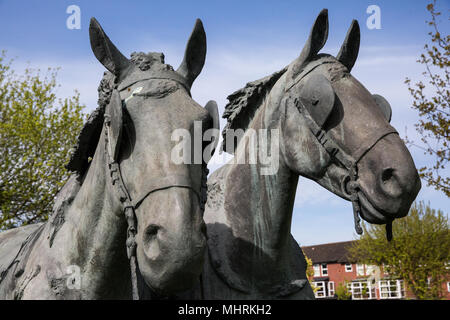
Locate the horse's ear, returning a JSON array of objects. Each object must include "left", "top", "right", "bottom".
[
  {"left": 288, "top": 9, "right": 329, "bottom": 80},
  {"left": 177, "top": 19, "right": 207, "bottom": 89},
  {"left": 203, "top": 100, "right": 220, "bottom": 163},
  {"left": 105, "top": 90, "right": 123, "bottom": 162},
  {"left": 89, "top": 17, "right": 130, "bottom": 76},
  {"left": 205, "top": 100, "right": 220, "bottom": 134},
  {"left": 336, "top": 20, "right": 360, "bottom": 72},
  {"left": 299, "top": 74, "right": 335, "bottom": 127},
  {"left": 372, "top": 94, "right": 392, "bottom": 122}
]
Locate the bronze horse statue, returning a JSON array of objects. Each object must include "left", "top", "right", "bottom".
[
  {"left": 181, "top": 9, "right": 421, "bottom": 299},
  {"left": 0, "top": 18, "right": 219, "bottom": 299}
]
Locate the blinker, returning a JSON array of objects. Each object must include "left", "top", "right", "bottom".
[
  {"left": 298, "top": 74, "right": 335, "bottom": 128},
  {"left": 291, "top": 74, "right": 396, "bottom": 242},
  {"left": 372, "top": 94, "right": 392, "bottom": 123}
]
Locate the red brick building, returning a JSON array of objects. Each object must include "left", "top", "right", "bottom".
[{"left": 301, "top": 240, "right": 450, "bottom": 300}]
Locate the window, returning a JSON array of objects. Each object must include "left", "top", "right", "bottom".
[
  {"left": 447, "top": 282, "right": 450, "bottom": 292},
  {"left": 348, "top": 281, "right": 376, "bottom": 300},
  {"left": 366, "top": 265, "right": 376, "bottom": 276},
  {"left": 321, "top": 263, "right": 328, "bottom": 276},
  {"left": 356, "top": 264, "right": 365, "bottom": 276},
  {"left": 379, "top": 280, "right": 405, "bottom": 299},
  {"left": 313, "top": 281, "right": 334, "bottom": 298},
  {"left": 328, "top": 281, "right": 335, "bottom": 297},
  {"left": 314, "top": 281, "right": 326, "bottom": 298},
  {"left": 345, "top": 263, "right": 353, "bottom": 272},
  {"left": 313, "top": 263, "right": 328, "bottom": 277},
  {"left": 313, "top": 264, "right": 321, "bottom": 277}
]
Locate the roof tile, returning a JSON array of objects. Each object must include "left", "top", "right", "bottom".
[{"left": 301, "top": 240, "right": 357, "bottom": 264}]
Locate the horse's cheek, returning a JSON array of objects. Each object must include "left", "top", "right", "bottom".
[{"left": 282, "top": 122, "right": 327, "bottom": 177}]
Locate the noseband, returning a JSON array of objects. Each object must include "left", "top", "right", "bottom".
[
  {"left": 286, "top": 61, "right": 398, "bottom": 241},
  {"left": 104, "top": 76, "right": 208, "bottom": 300}
]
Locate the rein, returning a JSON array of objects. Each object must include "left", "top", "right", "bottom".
[
  {"left": 103, "top": 76, "right": 206, "bottom": 300},
  {"left": 285, "top": 61, "right": 398, "bottom": 241}
]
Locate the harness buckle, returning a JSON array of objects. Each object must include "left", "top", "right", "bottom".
[{"left": 104, "top": 114, "right": 111, "bottom": 126}]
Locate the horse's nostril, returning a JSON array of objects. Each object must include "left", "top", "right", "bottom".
[{"left": 381, "top": 168, "right": 395, "bottom": 183}]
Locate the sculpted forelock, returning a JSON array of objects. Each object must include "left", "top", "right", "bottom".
[{"left": 66, "top": 52, "right": 180, "bottom": 176}]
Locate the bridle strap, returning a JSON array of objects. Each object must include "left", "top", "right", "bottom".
[
  {"left": 285, "top": 58, "right": 335, "bottom": 93},
  {"left": 117, "top": 73, "right": 191, "bottom": 95},
  {"left": 290, "top": 96, "right": 398, "bottom": 240},
  {"left": 352, "top": 129, "right": 398, "bottom": 164},
  {"left": 132, "top": 174, "right": 200, "bottom": 209},
  {"left": 104, "top": 91, "right": 201, "bottom": 300}
]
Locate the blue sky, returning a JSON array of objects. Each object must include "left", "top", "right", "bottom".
[{"left": 1, "top": 0, "right": 448, "bottom": 245}]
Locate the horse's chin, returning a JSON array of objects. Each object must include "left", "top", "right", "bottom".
[
  {"left": 357, "top": 191, "right": 396, "bottom": 225},
  {"left": 143, "top": 270, "right": 200, "bottom": 296},
  {"left": 137, "top": 243, "right": 206, "bottom": 296}
]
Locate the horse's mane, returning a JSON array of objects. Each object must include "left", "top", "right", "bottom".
[
  {"left": 65, "top": 52, "right": 171, "bottom": 175},
  {"left": 221, "top": 67, "right": 287, "bottom": 154}
]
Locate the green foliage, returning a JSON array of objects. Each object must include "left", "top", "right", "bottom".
[
  {"left": 335, "top": 281, "right": 352, "bottom": 300},
  {"left": 0, "top": 52, "right": 86, "bottom": 230},
  {"left": 405, "top": 0, "right": 450, "bottom": 197},
  {"left": 302, "top": 250, "right": 318, "bottom": 293},
  {"left": 303, "top": 251, "right": 314, "bottom": 280},
  {"left": 349, "top": 202, "right": 449, "bottom": 299}
]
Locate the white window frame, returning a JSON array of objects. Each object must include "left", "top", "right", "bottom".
[
  {"left": 365, "top": 265, "right": 377, "bottom": 276},
  {"left": 378, "top": 280, "right": 405, "bottom": 299},
  {"left": 321, "top": 263, "right": 328, "bottom": 276},
  {"left": 348, "top": 281, "right": 375, "bottom": 300},
  {"left": 328, "top": 281, "right": 335, "bottom": 297},
  {"left": 313, "top": 263, "right": 328, "bottom": 277},
  {"left": 313, "top": 264, "right": 321, "bottom": 277},
  {"left": 356, "top": 264, "right": 365, "bottom": 276},
  {"left": 345, "top": 263, "right": 353, "bottom": 272},
  {"left": 313, "top": 281, "right": 335, "bottom": 298},
  {"left": 447, "top": 282, "right": 450, "bottom": 292},
  {"left": 313, "top": 281, "right": 326, "bottom": 298}
]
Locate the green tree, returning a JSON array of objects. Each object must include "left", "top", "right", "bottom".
[
  {"left": 335, "top": 281, "right": 352, "bottom": 300},
  {"left": 302, "top": 251, "right": 318, "bottom": 294},
  {"left": 0, "top": 53, "right": 86, "bottom": 230},
  {"left": 405, "top": 0, "right": 450, "bottom": 197},
  {"left": 349, "top": 202, "right": 449, "bottom": 300}
]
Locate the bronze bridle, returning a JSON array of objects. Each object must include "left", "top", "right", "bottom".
[
  {"left": 104, "top": 75, "right": 208, "bottom": 300},
  {"left": 284, "top": 59, "right": 398, "bottom": 241}
]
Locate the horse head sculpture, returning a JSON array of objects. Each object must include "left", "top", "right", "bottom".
[
  {"left": 82, "top": 18, "right": 220, "bottom": 296},
  {"left": 0, "top": 17, "right": 220, "bottom": 300},
  {"left": 198, "top": 9, "right": 421, "bottom": 299},
  {"left": 279, "top": 9, "right": 421, "bottom": 234}
]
